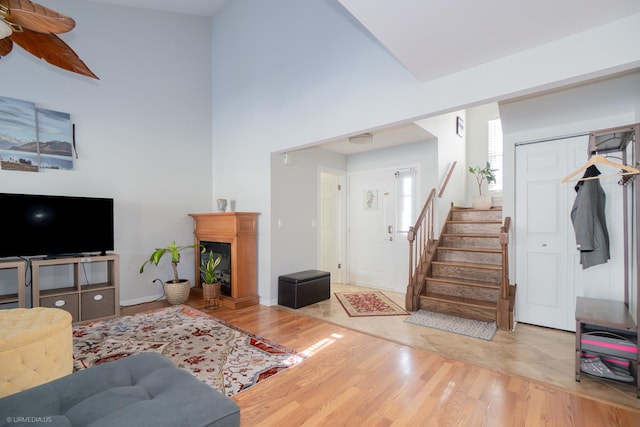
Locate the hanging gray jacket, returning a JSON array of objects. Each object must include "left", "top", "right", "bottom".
[{"left": 570, "top": 165, "right": 610, "bottom": 269}]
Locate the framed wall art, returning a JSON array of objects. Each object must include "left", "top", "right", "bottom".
[{"left": 0, "top": 96, "right": 74, "bottom": 172}]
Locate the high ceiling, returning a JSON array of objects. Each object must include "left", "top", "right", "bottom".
[
  {"left": 91, "top": 0, "right": 640, "bottom": 84},
  {"left": 338, "top": 0, "right": 640, "bottom": 83},
  {"left": 90, "top": 0, "right": 640, "bottom": 153},
  {"left": 89, "top": 0, "right": 229, "bottom": 17}
]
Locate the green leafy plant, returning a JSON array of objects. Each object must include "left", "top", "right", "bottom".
[
  {"left": 139, "top": 241, "right": 201, "bottom": 283},
  {"left": 200, "top": 251, "right": 222, "bottom": 284},
  {"left": 468, "top": 162, "right": 497, "bottom": 195}
]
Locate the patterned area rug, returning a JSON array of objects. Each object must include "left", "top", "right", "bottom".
[
  {"left": 404, "top": 309, "right": 497, "bottom": 341},
  {"left": 73, "top": 305, "right": 307, "bottom": 397},
  {"left": 334, "top": 291, "right": 409, "bottom": 317}
]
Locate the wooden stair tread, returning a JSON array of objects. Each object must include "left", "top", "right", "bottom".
[
  {"left": 422, "top": 292, "right": 497, "bottom": 310},
  {"left": 447, "top": 220, "right": 502, "bottom": 225},
  {"left": 432, "top": 260, "right": 502, "bottom": 271},
  {"left": 437, "top": 246, "right": 501, "bottom": 254},
  {"left": 441, "top": 233, "right": 500, "bottom": 238},
  {"left": 427, "top": 276, "right": 500, "bottom": 289},
  {"left": 452, "top": 206, "right": 502, "bottom": 211}
]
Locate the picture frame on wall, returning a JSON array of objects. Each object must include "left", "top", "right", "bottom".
[{"left": 0, "top": 96, "right": 74, "bottom": 172}]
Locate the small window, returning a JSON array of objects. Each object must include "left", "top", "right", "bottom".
[
  {"left": 488, "top": 118, "right": 503, "bottom": 192},
  {"left": 396, "top": 168, "right": 417, "bottom": 233}
]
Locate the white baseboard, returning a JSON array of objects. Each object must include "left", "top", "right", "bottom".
[{"left": 120, "top": 294, "right": 165, "bottom": 307}]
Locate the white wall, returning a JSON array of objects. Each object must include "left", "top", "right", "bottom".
[
  {"left": 465, "top": 103, "right": 501, "bottom": 204},
  {"left": 270, "top": 140, "right": 436, "bottom": 305},
  {"left": 270, "top": 146, "right": 346, "bottom": 303},
  {"left": 415, "top": 111, "right": 467, "bottom": 229},
  {"left": 210, "top": 0, "right": 640, "bottom": 304},
  {"left": 500, "top": 71, "right": 640, "bottom": 321},
  {"left": 347, "top": 139, "right": 438, "bottom": 202},
  {"left": 501, "top": 72, "right": 640, "bottom": 237},
  {"left": 210, "top": 0, "right": 433, "bottom": 304},
  {"left": 0, "top": 1, "right": 213, "bottom": 304},
  {"left": 4, "top": 0, "right": 639, "bottom": 307}
]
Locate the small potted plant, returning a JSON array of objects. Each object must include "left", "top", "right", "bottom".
[
  {"left": 200, "top": 250, "right": 222, "bottom": 309},
  {"left": 469, "top": 161, "right": 497, "bottom": 209},
  {"left": 139, "top": 241, "right": 201, "bottom": 305}
]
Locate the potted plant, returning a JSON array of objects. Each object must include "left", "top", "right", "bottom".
[
  {"left": 469, "top": 161, "right": 497, "bottom": 209},
  {"left": 139, "top": 241, "right": 200, "bottom": 305},
  {"left": 200, "top": 250, "right": 222, "bottom": 309}
]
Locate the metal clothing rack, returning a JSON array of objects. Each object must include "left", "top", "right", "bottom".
[
  {"left": 574, "top": 123, "right": 640, "bottom": 398},
  {"left": 587, "top": 124, "right": 639, "bottom": 314}
]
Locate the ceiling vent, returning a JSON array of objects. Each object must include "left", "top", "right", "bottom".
[{"left": 348, "top": 133, "right": 373, "bottom": 144}]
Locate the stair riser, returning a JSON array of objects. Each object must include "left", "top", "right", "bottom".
[
  {"left": 427, "top": 280, "right": 500, "bottom": 302},
  {"left": 437, "top": 250, "right": 502, "bottom": 265},
  {"left": 447, "top": 223, "right": 501, "bottom": 234},
  {"left": 433, "top": 264, "right": 502, "bottom": 283},
  {"left": 419, "top": 297, "right": 496, "bottom": 322},
  {"left": 451, "top": 210, "right": 502, "bottom": 222},
  {"left": 441, "top": 236, "right": 501, "bottom": 249}
]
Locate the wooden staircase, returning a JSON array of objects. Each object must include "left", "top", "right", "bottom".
[
  {"left": 422, "top": 207, "right": 503, "bottom": 323},
  {"left": 406, "top": 198, "right": 515, "bottom": 330}
]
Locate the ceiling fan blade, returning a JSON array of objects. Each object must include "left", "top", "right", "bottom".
[
  {"left": 0, "top": 0, "right": 75, "bottom": 34},
  {"left": 0, "top": 37, "right": 12, "bottom": 56},
  {"left": 10, "top": 28, "right": 98, "bottom": 79}
]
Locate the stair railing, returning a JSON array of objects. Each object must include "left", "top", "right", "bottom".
[
  {"left": 499, "top": 217, "right": 511, "bottom": 300},
  {"left": 406, "top": 188, "right": 436, "bottom": 311},
  {"left": 497, "top": 216, "right": 513, "bottom": 330},
  {"left": 438, "top": 161, "right": 457, "bottom": 198}
]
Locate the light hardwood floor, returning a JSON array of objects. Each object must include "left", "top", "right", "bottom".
[
  {"left": 121, "top": 284, "right": 640, "bottom": 426},
  {"left": 294, "top": 284, "right": 640, "bottom": 411}
]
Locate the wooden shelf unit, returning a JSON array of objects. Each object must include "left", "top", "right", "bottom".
[
  {"left": 189, "top": 212, "right": 259, "bottom": 309},
  {"left": 0, "top": 259, "right": 27, "bottom": 308},
  {"left": 31, "top": 254, "right": 120, "bottom": 324}
]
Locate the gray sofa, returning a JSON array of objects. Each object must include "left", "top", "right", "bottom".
[{"left": 0, "top": 352, "right": 240, "bottom": 427}]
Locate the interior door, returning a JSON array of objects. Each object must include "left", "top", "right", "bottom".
[
  {"left": 319, "top": 171, "right": 344, "bottom": 283},
  {"left": 348, "top": 170, "right": 395, "bottom": 289},
  {"left": 515, "top": 136, "right": 625, "bottom": 331}
]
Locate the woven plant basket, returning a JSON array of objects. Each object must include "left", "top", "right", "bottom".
[{"left": 163, "top": 280, "right": 191, "bottom": 305}]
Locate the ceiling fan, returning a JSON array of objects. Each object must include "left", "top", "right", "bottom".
[{"left": 0, "top": 0, "right": 98, "bottom": 79}]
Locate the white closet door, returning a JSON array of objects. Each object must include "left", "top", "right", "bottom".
[{"left": 515, "top": 136, "right": 624, "bottom": 331}]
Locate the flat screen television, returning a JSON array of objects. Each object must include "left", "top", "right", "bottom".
[{"left": 0, "top": 192, "right": 114, "bottom": 258}]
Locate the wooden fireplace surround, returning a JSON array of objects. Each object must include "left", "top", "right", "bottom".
[{"left": 188, "top": 212, "right": 259, "bottom": 309}]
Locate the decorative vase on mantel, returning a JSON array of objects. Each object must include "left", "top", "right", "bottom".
[{"left": 163, "top": 280, "right": 191, "bottom": 305}]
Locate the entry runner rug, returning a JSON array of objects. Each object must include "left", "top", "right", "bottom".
[
  {"left": 404, "top": 309, "right": 497, "bottom": 341},
  {"left": 335, "top": 291, "right": 409, "bottom": 317},
  {"left": 72, "top": 305, "right": 307, "bottom": 397}
]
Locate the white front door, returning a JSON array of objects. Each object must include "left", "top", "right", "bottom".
[
  {"left": 348, "top": 168, "right": 417, "bottom": 291},
  {"left": 515, "top": 136, "right": 624, "bottom": 331}
]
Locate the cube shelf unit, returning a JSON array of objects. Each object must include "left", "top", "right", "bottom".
[
  {"left": 31, "top": 254, "right": 120, "bottom": 324},
  {"left": 0, "top": 259, "right": 27, "bottom": 308}
]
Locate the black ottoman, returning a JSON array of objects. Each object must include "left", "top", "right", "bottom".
[{"left": 278, "top": 270, "right": 330, "bottom": 309}]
